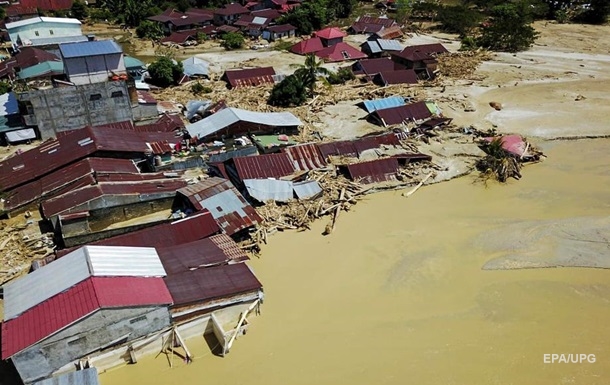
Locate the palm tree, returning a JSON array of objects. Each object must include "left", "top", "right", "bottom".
[{"left": 294, "top": 54, "right": 329, "bottom": 96}]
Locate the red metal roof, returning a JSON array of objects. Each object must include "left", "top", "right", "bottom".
[
  {"left": 315, "top": 27, "right": 346, "bottom": 40},
  {"left": 373, "top": 25, "right": 404, "bottom": 40},
  {"left": 221, "top": 67, "right": 276, "bottom": 88},
  {"left": 2, "top": 157, "right": 138, "bottom": 212},
  {"left": 0, "top": 126, "right": 178, "bottom": 192},
  {"left": 317, "top": 132, "right": 401, "bottom": 159},
  {"left": 354, "top": 16, "right": 396, "bottom": 28},
  {"left": 5, "top": 4, "right": 38, "bottom": 17},
  {"left": 252, "top": 8, "right": 282, "bottom": 19},
  {"left": 342, "top": 157, "right": 400, "bottom": 184},
  {"left": 176, "top": 177, "right": 261, "bottom": 235},
  {"left": 56, "top": 211, "right": 221, "bottom": 257},
  {"left": 266, "top": 23, "right": 295, "bottom": 33},
  {"left": 41, "top": 179, "right": 187, "bottom": 218},
  {"left": 374, "top": 69, "right": 418, "bottom": 86},
  {"left": 136, "top": 113, "right": 184, "bottom": 132},
  {"left": 232, "top": 153, "right": 295, "bottom": 180},
  {"left": 351, "top": 57, "right": 405, "bottom": 77},
  {"left": 214, "top": 2, "right": 249, "bottom": 15},
  {"left": 369, "top": 101, "right": 432, "bottom": 126},
  {"left": 1, "top": 276, "right": 172, "bottom": 359},
  {"left": 349, "top": 23, "right": 383, "bottom": 34},
  {"left": 18, "top": 0, "right": 73, "bottom": 11},
  {"left": 315, "top": 42, "right": 367, "bottom": 62},
  {"left": 164, "top": 263, "right": 262, "bottom": 306},
  {"left": 15, "top": 47, "right": 59, "bottom": 68},
  {"left": 282, "top": 143, "right": 327, "bottom": 171},
  {"left": 149, "top": 8, "right": 213, "bottom": 26},
  {"left": 290, "top": 37, "right": 324, "bottom": 55},
  {"left": 392, "top": 43, "right": 448, "bottom": 62},
  {"left": 156, "top": 234, "right": 248, "bottom": 275}
]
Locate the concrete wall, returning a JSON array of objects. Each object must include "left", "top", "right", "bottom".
[
  {"left": 20, "top": 81, "right": 133, "bottom": 140},
  {"left": 64, "top": 54, "right": 127, "bottom": 85},
  {"left": 12, "top": 306, "right": 171, "bottom": 384},
  {"left": 8, "top": 21, "right": 82, "bottom": 45}
]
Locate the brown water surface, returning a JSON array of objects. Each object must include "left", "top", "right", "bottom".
[{"left": 101, "top": 139, "right": 610, "bottom": 385}]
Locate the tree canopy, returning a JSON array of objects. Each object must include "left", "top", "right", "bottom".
[
  {"left": 148, "top": 57, "right": 183, "bottom": 87},
  {"left": 70, "top": 0, "right": 88, "bottom": 20},
  {"left": 478, "top": 3, "right": 539, "bottom": 52},
  {"left": 220, "top": 32, "right": 245, "bottom": 50},
  {"left": 268, "top": 75, "right": 308, "bottom": 107},
  {"left": 136, "top": 20, "right": 163, "bottom": 40}
]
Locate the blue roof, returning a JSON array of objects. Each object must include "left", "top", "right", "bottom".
[
  {"left": 362, "top": 96, "right": 406, "bottom": 113},
  {"left": 0, "top": 92, "right": 19, "bottom": 116},
  {"left": 59, "top": 40, "right": 122, "bottom": 59}
]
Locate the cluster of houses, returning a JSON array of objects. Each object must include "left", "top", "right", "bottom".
[
  {"left": 0, "top": 3, "right": 456, "bottom": 384},
  {"left": 148, "top": 1, "right": 300, "bottom": 45}
]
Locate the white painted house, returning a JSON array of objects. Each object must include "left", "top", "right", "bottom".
[
  {"left": 59, "top": 40, "right": 127, "bottom": 85},
  {"left": 6, "top": 17, "right": 83, "bottom": 47}
]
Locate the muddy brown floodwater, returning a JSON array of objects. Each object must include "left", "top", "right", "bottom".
[{"left": 101, "top": 138, "right": 610, "bottom": 385}]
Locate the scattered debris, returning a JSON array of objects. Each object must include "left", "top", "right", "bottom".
[{"left": 489, "top": 101, "right": 503, "bottom": 111}]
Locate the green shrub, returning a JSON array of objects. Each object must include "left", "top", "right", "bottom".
[
  {"left": 268, "top": 75, "right": 307, "bottom": 107},
  {"left": 191, "top": 83, "right": 212, "bottom": 94},
  {"left": 220, "top": 32, "right": 245, "bottom": 50},
  {"left": 148, "top": 56, "right": 183, "bottom": 87}
]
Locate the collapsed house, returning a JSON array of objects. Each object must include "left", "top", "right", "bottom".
[
  {"left": 390, "top": 43, "right": 449, "bottom": 79},
  {"left": 348, "top": 16, "right": 397, "bottom": 35},
  {"left": 221, "top": 67, "right": 280, "bottom": 89},
  {"left": 367, "top": 101, "right": 435, "bottom": 127},
  {"left": 186, "top": 107, "right": 302, "bottom": 142}
]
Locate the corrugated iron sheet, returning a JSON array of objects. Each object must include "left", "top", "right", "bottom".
[
  {"left": 2, "top": 157, "right": 138, "bottom": 212},
  {"left": 282, "top": 143, "right": 327, "bottom": 171},
  {"left": 41, "top": 179, "right": 187, "bottom": 218},
  {"left": 222, "top": 67, "right": 276, "bottom": 88},
  {"left": 343, "top": 158, "right": 400, "bottom": 184},
  {"left": 362, "top": 95, "right": 405, "bottom": 113},
  {"left": 59, "top": 40, "right": 122, "bottom": 59},
  {"left": 177, "top": 177, "right": 261, "bottom": 235},
  {"left": 3, "top": 245, "right": 166, "bottom": 321},
  {"left": 233, "top": 153, "right": 295, "bottom": 180},
  {"left": 0, "top": 126, "right": 177, "bottom": 192},
  {"left": 293, "top": 180, "right": 323, "bottom": 200},
  {"left": 156, "top": 234, "right": 248, "bottom": 275},
  {"left": 209, "top": 146, "right": 258, "bottom": 163},
  {"left": 1, "top": 276, "right": 172, "bottom": 359},
  {"left": 56, "top": 211, "right": 220, "bottom": 257},
  {"left": 33, "top": 367, "right": 99, "bottom": 385},
  {"left": 370, "top": 101, "right": 433, "bottom": 126},
  {"left": 393, "top": 43, "right": 448, "bottom": 62},
  {"left": 244, "top": 179, "right": 293, "bottom": 202},
  {"left": 164, "top": 263, "right": 262, "bottom": 306},
  {"left": 317, "top": 132, "right": 401, "bottom": 159}
]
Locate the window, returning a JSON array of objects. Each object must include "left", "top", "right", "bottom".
[
  {"left": 34, "top": 31, "right": 39, "bottom": 36},
  {"left": 89, "top": 93, "right": 102, "bottom": 101},
  {"left": 111, "top": 91, "right": 124, "bottom": 98},
  {"left": 129, "top": 315, "right": 147, "bottom": 324},
  {"left": 341, "top": 50, "right": 350, "bottom": 60},
  {"left": 49, "top": 30, "right": 54, "bottom": 35}
]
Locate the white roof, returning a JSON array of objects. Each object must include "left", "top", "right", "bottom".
[
  {"left": 2, "top": 245, "right": 165, "bottom": 320},
  {"left": 6, "top": 16, "right": 81, "bottom": 30},
  {"left": 187, "top": 107, "right": 302, "bottom": 140}
]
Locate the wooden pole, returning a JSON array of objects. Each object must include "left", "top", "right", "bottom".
[
  {"left": 226, "top": 299, "right": 260, "bottom": 354},
  {"left": 402, "top": 172, "right": 434, "bottom": 198}
]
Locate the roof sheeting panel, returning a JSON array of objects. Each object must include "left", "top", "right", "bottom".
[
  {"left": 33, "top": 367, "right": 99, "bottom": 385},
  {"left": 344, "top": 157, "right": 400, "bottom": 184},
  {"left": 3, "top": 249, "right": 90, "bottom": 321},
  {"left": 283, "top": 143, "right": 327, "bottom": 171},
  {"left": 293, "top": 180, "right": 322, "bottom": 200},
  {"left": 59, "top": 40, "right": 122, "bottom": 59},
  {"left": 0, "top": 92, "right": 19, "bottom": 116},
  {"left": 377, "top": 39, "right": 403, "bottom": 51},
  {"left": 244, "top": 179, "right": 293, "bottom": 202},
  {"left": 362, "top": 95, "right": 406, "bottom": 113},
  {"left": 1, "top": 277, "right": 172, "bottom": 359},
  {"left": 371, "top": 101, "right": 432, "bottom": 126},
  {"left": 164, "top": 263, "right": 262, "bottom": 306},
  {"left": 156, "top": 234, "right": 248, "bottom": 275},
  {"left": 233, "top": 153, "right": 295, "bottom": 180},
  {"left": 83, "top": 246, "right": 166, "bottom": 277},
  {"left": 186, "top": 107, "right": 302, "bottom": 141},
  {"left": 177, "top": 177, "right": 261, "bottom": 235}
]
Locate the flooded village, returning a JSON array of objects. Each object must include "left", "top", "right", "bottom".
[{"left": 0, "top": 1, "right": 609, "bottom": 385}]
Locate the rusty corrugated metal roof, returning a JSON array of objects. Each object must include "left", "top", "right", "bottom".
[
  {"left": 317, "top": 132, "right": 401, "bottom": 159},
  {"left": 370, "top": 101, "right": 432, "bottom": 126},
  {"left": 176, "top": 177, "right": 261, "bottom": 235},
  {"left": 222, "top": 67, "right": 276, "bottom": 88},
  {"left": 55, "top": 211, "right": 221, "bottom": 257},
  {"left": 156, "top": 234, "right": 248, "bottom": 275},
  {"left": 282, "top": 143, "right": 327, "bottom": 171},
  {"left": 164, "top": 263, "right": 261, "bottom": 306},
  {"left": 232, "top": 153, "right": 295, "bottom": 180},
  {"left": 342, "top": 158, "right": 400, "bottom": 184},
  {"left": 0, "top": 126, "right": 177, "bottom": 192},
  {"left": 42, "top": 179, "right": 187, "bottom": 218}
]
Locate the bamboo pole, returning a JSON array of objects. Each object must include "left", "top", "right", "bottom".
[{"left": 402, "top": 172, "right": 434, "bottom": 198}]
